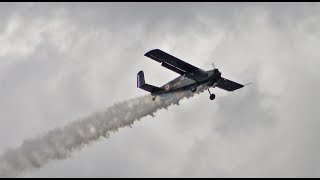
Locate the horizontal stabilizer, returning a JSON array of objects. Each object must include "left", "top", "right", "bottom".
[{"left": 137, "top": 71, "right": 162, "bottom": 93}]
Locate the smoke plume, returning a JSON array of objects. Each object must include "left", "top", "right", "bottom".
[{"left": 0, "top": 85, "right": 208, "bottom": 177}]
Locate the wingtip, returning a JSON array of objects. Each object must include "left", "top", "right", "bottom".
[{"left": 144, "top": 49, "right": 161, "bottom": 56}]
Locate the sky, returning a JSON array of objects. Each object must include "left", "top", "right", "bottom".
[{"left": 0, "top": 2, "right": 320, "bottom": 177}]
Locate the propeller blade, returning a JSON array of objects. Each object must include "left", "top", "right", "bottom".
[{"left": 212, "top": 62, "right": 216, "bottom": 69}]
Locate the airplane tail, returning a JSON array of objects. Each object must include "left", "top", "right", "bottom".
[{"left": 137, "top": 71, "right": 162, "bottom": 93}]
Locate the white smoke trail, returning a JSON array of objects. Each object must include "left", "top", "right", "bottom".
[{"left": 0, "top": 85, "right": 208, "bottom": 177}]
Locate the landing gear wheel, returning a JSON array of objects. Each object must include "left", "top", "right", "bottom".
[
  {"left": 191, "top": 86, "right": 197, "bottom": 93},
  {"left": 210, "top": 94, "right": 216, "bottom": 100},
  {"left": 152, "top": 96, "right": 156, "bottom": 101}
]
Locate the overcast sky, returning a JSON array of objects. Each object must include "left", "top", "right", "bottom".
[{"left": 0, "top": 2, "right": 320, "bottom": 177}]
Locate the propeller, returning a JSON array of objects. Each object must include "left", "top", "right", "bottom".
[
  {"left": 211, "top": 62, "right": 216, "bottom": 69},
  {"left": 211, "top": 61, "right": 221, "bottom": 77}
]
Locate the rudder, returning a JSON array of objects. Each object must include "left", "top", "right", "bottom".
[{"left": 137, "top": 71, "right": 146, "bottom": 88}]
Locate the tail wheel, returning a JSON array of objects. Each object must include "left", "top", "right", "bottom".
[
  {"left": 191, "top": 86, "right": 197, "bottom": 93},
  {"left": 210, "top": 94, "right": 216, "bottom": 100}
]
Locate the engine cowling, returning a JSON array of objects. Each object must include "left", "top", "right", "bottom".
[{"left": 214, "top": 69, "right": 222, "bottom": 78}]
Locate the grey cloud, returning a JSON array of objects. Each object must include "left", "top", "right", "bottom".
[{"left": 0, "top": 2, "right": 319, "bottom": 178}]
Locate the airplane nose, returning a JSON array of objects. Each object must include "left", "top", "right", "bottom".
[{"left": 214, "top": 69, "right": 222, "bottom": 77}]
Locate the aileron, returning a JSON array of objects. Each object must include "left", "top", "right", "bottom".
[{"left": 216, "top": 78, "right": 244, "bottom": 91}]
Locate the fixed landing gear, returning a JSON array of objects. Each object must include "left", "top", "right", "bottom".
[
  {"left": 191, "top": 86, "right": 197, "bottom": 93},
  {"left": 208, "top": 89, "right": 216, "bottom": 100},
  {"left": 210, "top": 94, "right": 216, "bottom": 100}
]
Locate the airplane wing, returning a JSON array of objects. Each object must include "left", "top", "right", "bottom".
[
  {"left": 216, "top": 77, "right": 244, "bottom": 91},
  {"left": 144, "top": 49, "right": 201, "bottom": 75}
]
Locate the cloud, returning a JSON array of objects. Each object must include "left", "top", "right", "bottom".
[{"left": 0, "top": 2, "right": 319, "bottom": 177}]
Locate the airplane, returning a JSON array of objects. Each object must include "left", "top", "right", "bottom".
[{"left": 137, "top": 49, "right": 250, "bottom": 101}]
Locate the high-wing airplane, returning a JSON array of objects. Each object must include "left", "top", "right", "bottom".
[{"left": 137, "top": 49, "right": 250, "bottom": 101}]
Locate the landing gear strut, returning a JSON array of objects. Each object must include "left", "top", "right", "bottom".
[{"left": 208, "top": 89, "right": 216, "bottom": 100}]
